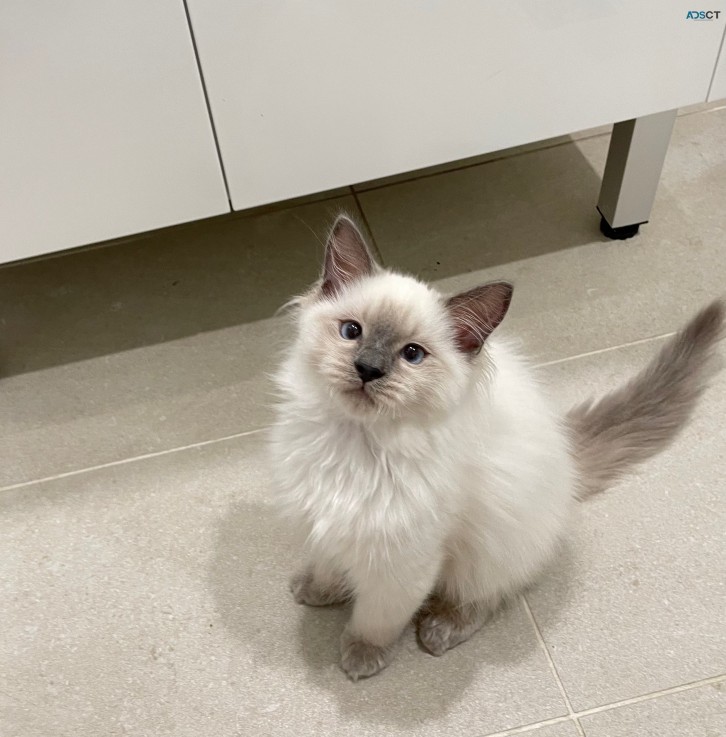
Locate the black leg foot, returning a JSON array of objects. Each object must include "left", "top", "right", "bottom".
[{"left": 599, "top": 215, "right": 641, "bottom": 240}]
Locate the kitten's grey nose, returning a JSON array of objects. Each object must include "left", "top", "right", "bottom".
[{"left": 354, "top": 360, "right": 385, "bottom": 383}]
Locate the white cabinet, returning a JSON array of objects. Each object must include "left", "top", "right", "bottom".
[
  {"left": 3, "top": 2, "right": 725, "bottom": 263},
  {"left": 0, "top": 1, "right": 229, "bottom": 263},
  {"left": 187, "top": 1, "right": 726, "bottom": 210}
]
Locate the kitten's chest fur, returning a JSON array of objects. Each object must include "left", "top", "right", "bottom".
[
  {"left": 273, "top": 411, "right": 458, "bottom": 562},
  {"left": 271, "top": 340, "right": 578, "bottom": 594}
]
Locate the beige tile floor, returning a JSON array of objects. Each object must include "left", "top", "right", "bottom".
[{"left": 2, "top": 104, "right": 725, "bottom": 736}]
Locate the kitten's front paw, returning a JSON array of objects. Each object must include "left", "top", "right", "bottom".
[
  {"left": 290, "top": 570, "right": 350, "bottom": 607},
  {"left": 340, "top": 629, "right": 393, "bottom": 681}
]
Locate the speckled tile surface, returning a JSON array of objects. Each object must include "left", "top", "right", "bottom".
[
  {"left": 527, "top": 341, "right": 726, "bottom": 710},
  {"left": 0, "top": 434, "right": 567, "bottom": 737},
  {"left": 580, "top": 682, "right": 726, "bottom": 737}
]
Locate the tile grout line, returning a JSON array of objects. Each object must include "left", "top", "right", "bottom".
[
  {"left": 574, "top": 673, "right": 726, "bottom": 721},
  {"left": 533, "top": 331, "right": 675, "bottom": 368},
  {"left": 351, "top": 189, "right": 386, "bottom": 265},
  {"left": 480, "top": 714, "right": 574, "bottom": 737},
  {"left": 0, "top": 428, "right": 265, "bottom": 493},
  {"left": 680, "top": 102, "right": 726, "bottom": 117},
  {"left": 520, "top": 595, "right": 586, "bottom": 736},
  {"left": 4, "top": 330, "right": 681, "bottom": 493},
  {"left": 478, "top": 669, "right": 726, "bottom": 737},
  {"left": 352, "top": 129, "right": 613, "bottom": 194}
]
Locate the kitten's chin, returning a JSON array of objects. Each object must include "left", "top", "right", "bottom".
[
  {"left": 336, "top": 384, "right": 381, "bottom": 417},
  {"left": 342, "top": 385, "right": 376, "bottom": 406}
]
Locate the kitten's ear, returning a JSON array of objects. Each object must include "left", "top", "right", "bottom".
[
  {"left": 321, "top": 215, "right": 375, "bottom": 297},
  {"left": 446, "top": 281, "right": 513, "bottom": 353}
]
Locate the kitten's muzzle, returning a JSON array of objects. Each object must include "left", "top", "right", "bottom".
[{"left": 354, "top": 360, "right": 386, "bottom": 383}]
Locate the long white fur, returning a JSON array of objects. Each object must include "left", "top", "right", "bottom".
[{"left": 269, "top": 269, "right": 575, "bottom": 649}]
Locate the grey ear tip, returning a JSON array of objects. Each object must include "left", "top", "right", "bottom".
[
  {"left": 332, "top": 212, "right": 357, "bottom": 229},
  {"left": 492, "top": 281, "right": 514, "bottom": 304},
  {"left": 476, "top": 280, "right": 515, "bottom": 300}
]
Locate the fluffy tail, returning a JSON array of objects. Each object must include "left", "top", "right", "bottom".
[{"left": 568, "top": 300, "right": 725, "bottom": 499}]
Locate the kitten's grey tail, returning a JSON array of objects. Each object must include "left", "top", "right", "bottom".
[{"left": 568, "top": 300, "right": 725, "bottom": 499}]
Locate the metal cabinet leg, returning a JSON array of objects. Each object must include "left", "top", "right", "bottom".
[{"left": 597, "top": 109, "right": 677, "bottom": 240}]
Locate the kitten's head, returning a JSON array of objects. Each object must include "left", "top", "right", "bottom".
[{"left": 290, "top": 215, "right": 512, "bottom": 423}]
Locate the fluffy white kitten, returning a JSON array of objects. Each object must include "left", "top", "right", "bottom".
[{"left": 269, "top": 215, "right": 723, "bottom": 680}]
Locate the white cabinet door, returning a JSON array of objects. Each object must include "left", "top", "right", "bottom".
[
  {"left": 187, "top": 1, "right": 726, "bottom": 210},
  {"left": 0, "top": 1, "right": 229, "bottom": 263}
]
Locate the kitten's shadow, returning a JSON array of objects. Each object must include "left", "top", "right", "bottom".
[{"left": 210, "top": 498, "right": 574, "bottom": 730}]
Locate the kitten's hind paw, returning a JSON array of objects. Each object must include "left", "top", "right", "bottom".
[
  {"left": 416, "top": 596, "right": 486, "bottom": 656},
  {"left": 340, "top": 630, "right": 394, "bottom": 681},
  {"left": 289, "top": 569, "right": 350, "bottom": 607}
]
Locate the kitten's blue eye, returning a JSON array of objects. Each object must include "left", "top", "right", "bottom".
[
  {"left": 340, "top": 320, "right": 362, "bottom": 340},
  {"left": 401, "top": 343, "right": 426, "bottom": 364}
]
